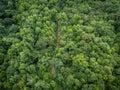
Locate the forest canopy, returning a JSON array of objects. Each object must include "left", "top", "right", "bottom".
[{"left": 0, "top": 0, "right": 120, "bottom": 90}]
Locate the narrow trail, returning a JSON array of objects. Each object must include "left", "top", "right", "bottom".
[{"left": 50, "top": 21, "right": 60, "bottom": 75}]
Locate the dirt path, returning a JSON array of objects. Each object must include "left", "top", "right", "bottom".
[{"left": 50, "top": 21, "right": 60, "bottom": 75}]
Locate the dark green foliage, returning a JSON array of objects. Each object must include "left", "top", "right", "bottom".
[{"left": 0, "top": 0, "right": 120, "bottom": 90}]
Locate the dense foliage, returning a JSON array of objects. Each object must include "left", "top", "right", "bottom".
[{"left": 0, "top": 0, "right": 120, "bottom": 90}]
